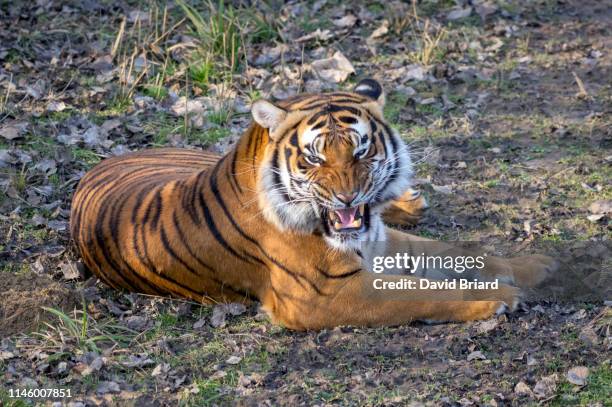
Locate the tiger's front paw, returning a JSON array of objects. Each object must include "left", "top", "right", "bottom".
[
  {"left": 460, "top": 284, "right": 521, "bottom": 321},
  {"left": 509, "top": 254, "right": 558, "bottom": 288},
  {"left": 382, "top": 188, "right": 428, "bottom": 227}
]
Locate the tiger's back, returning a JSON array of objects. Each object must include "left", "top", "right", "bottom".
[{"left": 70, "top": 148, "right": 229, "bottom": 299}]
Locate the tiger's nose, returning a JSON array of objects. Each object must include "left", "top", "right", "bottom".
[{"left": 336, "top": 191, "right": 358, "bottom": 206}]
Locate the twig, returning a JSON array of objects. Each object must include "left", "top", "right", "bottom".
[{"left": 572, "top": 71, "right": 588, "bottom": 98}]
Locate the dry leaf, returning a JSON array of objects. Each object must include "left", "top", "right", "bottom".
[{"left": 311, "top": 51, "right": 355, "bottom": 83}]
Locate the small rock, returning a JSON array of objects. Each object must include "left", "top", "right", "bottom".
[{"left": 566, "top": 366, "right": 589, "bottom": 386}]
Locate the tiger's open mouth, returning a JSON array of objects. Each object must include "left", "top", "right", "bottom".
[{"left": 324, "top": 204, "right": 369, "bottom": 234}]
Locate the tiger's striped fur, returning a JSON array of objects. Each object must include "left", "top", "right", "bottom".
[{"left": 71, "top": 79, "right": 556, "bottom": 329}]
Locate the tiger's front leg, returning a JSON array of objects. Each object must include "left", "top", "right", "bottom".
[
  {"left": 384, "top": 228, "right": 557, "bottom": 289},
  {"left": 259, "top": 250, "right": 519, "bottom": 330},
  {"left": 382, "top": 188, "right": 428, "bottom": 227}
]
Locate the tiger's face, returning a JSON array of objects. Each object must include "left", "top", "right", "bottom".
[{"left": 252, "top": 79, "right": 413, "bottom": 250}]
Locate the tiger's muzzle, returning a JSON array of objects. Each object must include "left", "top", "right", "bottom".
[{"left": 321, "top": 203, "right": 371, "bottom": 236}]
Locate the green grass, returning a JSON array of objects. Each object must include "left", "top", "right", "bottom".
[
  {"left": 141, "top": 84, "right": 169, "bottom": 100},
  {"left": 189, "top": 59, "right": 216, "bottom": 90},
  {"left": 186, "top": 127, "right": 230, "bottom": 146},
  {"left": 384, "top": 92, "right": 410, "bottom": 124},
  {"left": 72, "top": 148, "right": 101, "bottom": 166},
  {"left": 182, "top": 378, "right": 229, "bottom": 406},
  {"left": 0, "top": 390, "right": 30, "bottom": 407},
  {"left": 552, "top": 364, "right": 611, "bottom": 406},
  {"left": 36, "top": 305, "right": 137, "bottom": 354}
]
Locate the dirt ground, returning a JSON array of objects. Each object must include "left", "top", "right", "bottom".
[{"left": 0, "top": 0, "right": 610, "bottom": 406}]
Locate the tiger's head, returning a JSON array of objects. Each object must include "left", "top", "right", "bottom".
[{"left": 251, "top": 79, "right": 413, "bottom": 250}]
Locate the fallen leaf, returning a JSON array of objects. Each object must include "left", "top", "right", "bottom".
[
  {"left": 226, "top": 355, "right": 242, "bottom": 365},
  {"left": 589, "top": 200, "right": 611, "bottom": 214},
  {"left": 169, "top": 97, "right": 204, "bottom": 117},
  {"left": 514, "top": 381, "right": 533, "bottom": 397},
  {"left": 475, "top": 318, "right": 498, "bottom": 334},
  {"left": 533, "top": 374, "right": 557, "bottom": 399},
  {"left": 587, "top": 214, "right": 605, "bottom": 223},
  {"left": 193, "top": 318, "right": 206, "bottom": 329},
  {"left": 475, "top": 2, "right": 498, "bottom": 20},
  {"left": 96, "top": 381, "right": 120, "bottom": 394},
  {"left": 467, "top": 350, "right": 486, "bottom": 361},
  {"left": 151, "top": 363, "right": 170, "bottom": 377},
  {"left": 60, "top": 261, "right": 81, "bottom": 280},
  {"left": 226, "top": 303, "right": 247, "bottom": 316},
  {"left": 369, "top": 19, "right": 389, "bottom": 40},
  {"left": 122, "top": 354, "right": 154, "bottom": 368},
  {"left": 566, "top": 366, "right": 589, "bottom": 386},
  {"left": 0, "top": 126, "right": 19, "bottom": 140},
  {"left": 447, "top": 7, "right": 472, "bottom": 20},
  {"left": 405, "top": 65, "right": 425, "bottom": 82},
  {"left": 296, "top": 28, "right": 333, "bottom": 43},
  {"left": 47, "top": 101, "right": 67, "bottom": 112},
  {"left": 311, "top": 51, "right": 355, "bottom": 83},
  {"left": 432, "top": 184, "right": 453, "bottom": 194},
  {"left": 332, "top": 14, "right": 357, "bottom": 28},
  {"left": 211, "top": 304, "right": 228, "bottom": 328}
]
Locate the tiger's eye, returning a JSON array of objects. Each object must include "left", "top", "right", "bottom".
[{"left": 305, "top": 155, "right": 323, "bottom": 165}]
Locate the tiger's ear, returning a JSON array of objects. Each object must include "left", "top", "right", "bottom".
[
  {"left": 354, "top": 78, "right": 385, "bottom": 108},
  {"left": 251, "top": 99, "right": 287, "bottom": 134}
]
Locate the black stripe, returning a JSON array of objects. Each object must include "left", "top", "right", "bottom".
[
  {"left": 150, "top": 189, "right": 163, "bottom": 230},
  {"left": 172, "top": 211, "right": 217, "bottom": 274},
  {"left": 229, "top": 149, "right": 243, "bottom": 193},
  {"left": 160, "top": 224, "right": 201, "bottom": 277},
  {"left": 315, "top": 266, "right": 361, "bottom": 279}
]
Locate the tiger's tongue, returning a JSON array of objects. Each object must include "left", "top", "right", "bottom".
[{"left": 334, "top": 207, "right": 358, "bottom": 228}]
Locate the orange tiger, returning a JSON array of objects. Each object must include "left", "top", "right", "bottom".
[{"left": 70, "top": 79, "right": 556, "bottom": 330}]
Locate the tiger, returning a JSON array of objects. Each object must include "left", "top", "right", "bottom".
[{"left": 70, "top": 79, "right": 557, "bottom": 330}]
